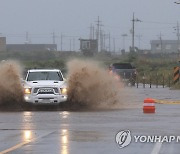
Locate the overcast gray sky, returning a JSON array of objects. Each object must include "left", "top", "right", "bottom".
[{"left": 0, "top": 0, "right": 180, "bottom": 51}]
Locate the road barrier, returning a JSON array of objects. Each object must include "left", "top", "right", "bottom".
[
  {"left": 173, "top": 67, "right": 179, "bottom": 84},
  {"left": 143, "top": 98, "right": 155, "bottom": 113}
]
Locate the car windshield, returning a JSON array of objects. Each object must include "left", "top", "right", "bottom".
[
  {"left": 113, "top": 63, "right": 133, "bottom": 69},
  {"left": 27, "top": 71, "right": 63, "bottom": 81}
]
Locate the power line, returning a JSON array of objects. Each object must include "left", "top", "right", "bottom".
[{"left": 142, "top": 21, "right": 176, "bottom": 25}]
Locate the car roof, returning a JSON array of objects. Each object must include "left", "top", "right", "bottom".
[{"left": 28, "top": 69, "right": 61, "bottom": 72}]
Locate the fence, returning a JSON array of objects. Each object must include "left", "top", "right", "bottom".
[{"left": 135, "top": 73, "right": 173, "bottom": 88}]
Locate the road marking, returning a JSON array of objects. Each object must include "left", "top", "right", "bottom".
[
  {"left": 0, "top": 131, "right": 55, "bottom": 154},
  {"left": 151, "top": 142, "right": 162, "bottom": 154},
  {"left": 0, "top": 141, "right": 32, "bottom": 154},
  {"left": 154, "top": 99, "right": 180, "bottom": 105}
]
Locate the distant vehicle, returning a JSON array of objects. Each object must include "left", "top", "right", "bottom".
[
  {"left": 109, "top": 63, "right": 136, "bottom": 86},
  {"left": 23, "top": 69, "right": 68, "bottom": 105}
]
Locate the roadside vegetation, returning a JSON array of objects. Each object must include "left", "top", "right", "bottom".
[{"left": 0, "top": 50, "right": 179, "bottom": 88}]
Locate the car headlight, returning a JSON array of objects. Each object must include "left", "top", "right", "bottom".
[
  {"left": 24, "top": 88, "right": 32, "bottom": 94},
  {"left": 60, "top": 88, "right": 67, "bottom": 95}
]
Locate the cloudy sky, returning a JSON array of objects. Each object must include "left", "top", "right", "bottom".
[{"left": 0, "top": 0, "right": 180, "bottom": 51}]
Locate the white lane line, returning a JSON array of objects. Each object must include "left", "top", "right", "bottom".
[
  {"left": 151, "top": 142, "right": 163, "bottom": 154},
  {"left": 0, "top": 131, "right": 55, "bottom": 154},
  {"left": 0, "top": 141, "right": 31, "bottom": 154}
]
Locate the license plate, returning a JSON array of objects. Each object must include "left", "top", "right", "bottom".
[{"left": 42, "top": 99, "right": 51, "bottom": 103}]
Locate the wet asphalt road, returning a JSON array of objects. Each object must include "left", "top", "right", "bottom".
[{"left": 0, "top": 85, "right": 180, "bottom": 154}]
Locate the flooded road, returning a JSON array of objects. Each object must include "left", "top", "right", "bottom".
[{"left": 0, "top": 86, "right": 180, "bottom": 154}]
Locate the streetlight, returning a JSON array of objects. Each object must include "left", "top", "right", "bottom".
[{"left": 174, "top": 1, "right": 180, "bottom": 4}]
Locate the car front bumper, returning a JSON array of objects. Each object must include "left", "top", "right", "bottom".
[{"left": 24, "top": 94, "right": 67, "bottom": 104}]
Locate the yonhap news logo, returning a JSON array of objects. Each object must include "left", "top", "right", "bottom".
[
  {"left": 115, "top": 130, "right": 132, "bottom": 148},
  {"left": 115, "top": 130, "right": 180, "bottom": 149}
]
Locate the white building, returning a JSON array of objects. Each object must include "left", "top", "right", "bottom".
[{"left": 150, "top": 40, "right": 180, "bottom": 53}]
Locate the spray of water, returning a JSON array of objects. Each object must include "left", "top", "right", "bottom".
[
  {"left": 66, "top": 59, "right": 125, "bottom": 109},
  {"left": 0, "top": 60, "right": 24, "bottom": 109}
]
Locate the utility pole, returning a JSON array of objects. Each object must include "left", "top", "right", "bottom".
[
  {"left": 173, "top": 22, "right": 180, "bottom": 53},
  {"left": 177, "top": 22, "right": 180, "bottom": 42},
  {"left": 95, "top": 16, "right": 102, "bottom": 52},
  {"left": 92, "top": 25, "right": 95, "bottom": 39},
  {"left": 157, "top": 32, "right": 163, "bottom": 52},
  {"left": 100, "top": 29, "right": 104, "bottom": 51},
  {"left": 131, "top": 13, "right": 141, "bottom": 52},
  {"left": 175, "top": 22, "right": 180, "bottom": 51},
  {"left": 109, "top": 33, "right": 111, "bottom": 52},
  {"left": 103, "top": 33, "right": 106, "bottom": 51},
  {"left": 174, "top": 2, "right": 180, "bottom": 57},
  {"left": 113, "top": 38, "right": 116, "bottom": 53},
  {"left": 177, "top": 22, "right": 180, "bottom": 55},
  {"left": 60, "top": 33, "right": 63, "bottom": 51},
  {"left": 136, "top": 34, "right": 142, "bottom": 49},
  {"left": 121, "top": 34, "right": 128, "bottom": 50},
  {"left": 132, "top": 13, "right": 135, "bottom": 51},
  {"left": 89, "top": 24, "right": 94, "bottom": 39},
  {"left": 73, "top": 38, "right": 75, "bottom": 51},
  {"left": 52, "top": 32, "right": 56, "bottom": 44},
  {"left": 101, "top": 31, "right": 106, "bottom": 52},
  {"left": 25, "top": 31, "right": 29, "bottom": 44},
  {"left": 70, "top": 39, "right": 72, "bottom": 51}
]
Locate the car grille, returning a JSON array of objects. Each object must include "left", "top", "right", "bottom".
[{"left": 33, "top": 87, "right": 59, "bottom": 94}]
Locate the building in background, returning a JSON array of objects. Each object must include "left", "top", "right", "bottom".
[
  {"left": 80, "top": 39, "right": 98, "bottom": 56},
  {"left": 0, "top": 37, "right": 6, "bottom": 51},
  {"left": 150, "top": 40, "right": 180, "bottom": 53},
  {"left": 6, "top": 44, "right": 57, "bottom": 52},
  {"left": 0, "top": 37, "right": 57, "bottom": 52}
]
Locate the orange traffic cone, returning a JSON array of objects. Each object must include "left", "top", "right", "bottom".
[{"left": 143, "top": 98, "right": 155, "bottom": 113}]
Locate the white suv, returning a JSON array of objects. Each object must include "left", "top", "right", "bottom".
[{"left": 23, "top": 69, "right": 68, "bottom": 104}]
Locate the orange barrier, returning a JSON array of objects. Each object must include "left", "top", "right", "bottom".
[
  {"left": 174, "top": 66, "right": 179, "bottom": 84},
  {"left": 143, "top": 98, "right": 155, "bottom": 113}
]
